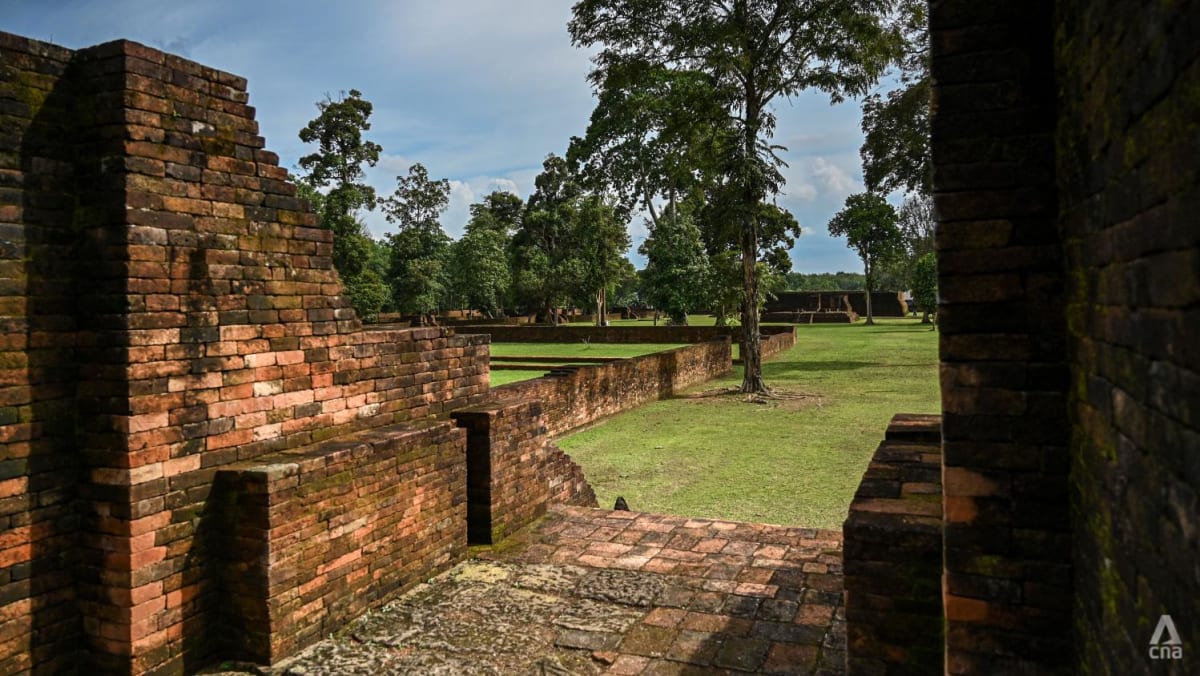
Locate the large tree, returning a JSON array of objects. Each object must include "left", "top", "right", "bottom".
[
  {"left": 639, "top": 206, "right": 709, "bottom": 325},
  {"left": 860, "top": 0, "right": 929, "bottom": 195},
  {"left": 571, "top": 0, "right": 901, "bottom": 392},
  {"left": 450, "top": 196, "right": 516, "bottom": 317},
  {"left": 574, "top": 195, "right": 631, "bottom": 325},
  {"left": 296, "top": 89, "right": 390, "bottom": 319},
  {"left": 381, "top": 163, "right": 452, "bottom": 324},
  {"left": 511, "top": 155, "right": 584, "bottom": 324},
  {"left": 827, "top": 192, "right": 904, "bottom": 324},
  {"left": 911, "top": 251, "right": 937, "bottom": 327}
]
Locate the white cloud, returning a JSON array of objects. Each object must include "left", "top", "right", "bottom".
[{"left": 810, "top": 157, "right": 859, "bottom": 195}]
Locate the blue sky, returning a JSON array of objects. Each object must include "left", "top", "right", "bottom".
[{"left": 5, "top": 0, "right": 893, "bottom": 273}]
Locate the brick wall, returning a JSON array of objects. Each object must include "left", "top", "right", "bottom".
[
  {"left": 765, "top": 291, "right": 908, "bottom": 317},
  {"left": 492, "top": 339, "right": 732, "bottom": 437},
  {"left": 929, "top": 1, "right": 1072, "bottom": 672},
  {"left": 0, "top": 33, "right": 87, "bottom": 674},
  {"left": 755, "top": 329, "right": 796, "bottom": 363},
  {"left": 213, "top": 419, "right": 466, "bottom": 664},
  {"left": 473, "top": 324, "right": 794, "bottom": 344},
  {"left": 1055, "top": 0, "right": 1200, "bottom": 670},
  {"left": 844, "top": 414, "right": 943, "bottom": 674},
  {"left": 0, "top": 33, "right": 491, "bottom": 673},
  {"left": 451, "top": 399, "right": 596, "bottom": 544}
]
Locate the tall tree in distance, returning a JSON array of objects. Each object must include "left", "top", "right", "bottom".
[
  {"left": 511, "top": 154, "right": 584, "bottom": 325},
  {"left": 382, "top": 163, "right": 452, "bottom": 325},
  {"left": 450, "top": 194, "right": 518, "bottom": 318},
  {"left": 640, "top": 205, "right": 709, "bottom": 325},
  {"left": 297, "top": 89, "right": 390, "bottom": 319},
  {"left": 861, "top": 0, "right": 930, "bottom": 195},
  {"left": 574, "top": 195, "right": 631, "bottom": 325},
  {"left": 827, "top": 192, "right": 904, "bottom": 324},
  {"left": 911, "top": 251, "right": 937, "bottom": 327},
  {"left": 571, "top": 0, "right": 902, "bottom": 393}
]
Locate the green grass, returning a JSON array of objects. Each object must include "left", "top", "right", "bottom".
[
  {"left": 556, "top": 319, "right": 939, "bottom": 529},
  {"left": 488, "top": 343, "right": 686, "bottom": 359},
  {"left": 487, "top": 343, "right": 689, "bottom": 388}
]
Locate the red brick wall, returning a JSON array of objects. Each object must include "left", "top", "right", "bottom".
[
  {"left": 0, "top": 33, "right": 490, "bottom": 673},
  {"left": 491, "top": 339, "right": 732, "bottom": 437},
  {"left": 930, "top": 1, "right": 1071, "bottom": 672},
  {"left": 451, "top": 399, "right": 596, "bottom": 544},
  {"left": 1056, "top": 0, "right": 1200, "bottom": 670},
  {"left": 473, "top": 324, "right": 794, "bottom": 344},
  {"left": 214, "top": 420, "right": 467, "bottom": 663}
]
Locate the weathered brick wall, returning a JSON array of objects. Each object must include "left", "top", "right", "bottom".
[
  {"left": 0, "top": 33, "right": 89, "bottom": 674},
  {"left": 844, "top": 414, "right": 943, "bottom": 674},
  {"left": 474, "top": 324, "right": 794, "bottom": 344},
  {"left": 491, "top": 339, "right": 732, "bottom": 437},
  {"left": 1055, "top": 0, "right": 1200, "bottom": 671},
  {"left": 765, "top": 291, "right": 908, "bottom": 317},
  {"left": 929, "top": 1, "right": 1072, "bottom": 672},
  {"left": 213, "top": 420, "right": 466, "bottom": 664},
  {"left": 451, "top": 399, "right": 596, "bottom": 544},
  {"left": 0, "top": 33, "right": 491, "bottom": 673},
  {"left": 756, "top": 329, "right": 796, "bottom": 362}
]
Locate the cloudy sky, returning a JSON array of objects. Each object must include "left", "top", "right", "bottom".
[{"left": 6, "top": 0, "right": 895, "bottom": 273}]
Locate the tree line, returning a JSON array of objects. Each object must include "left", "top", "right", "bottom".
[{"left": 296, "top": 0, "right": 938, "bottom": 392}]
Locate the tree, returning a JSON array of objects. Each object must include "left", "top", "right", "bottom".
[
  {"left": 639, "top": 207, "right": 709, "bottom": 324},
  {"left": 574, "top": 195, "right": 631, "bottom": 325},
  {"left": 571, "top": 0, "right": 901, "bottom": 393},
  {"left": 450, "top": 200, "right": 514, "bottom": 317},
  {"left": 511, "top": 155, "right": 584, "bottom": 324},
  {"left": 381, "top": 163, "right": 452, "bottom": 323},
  {"left": 860, "top": 0, "right": 930, "bottom": 195},
  {"left": 296, "top": 89, "right": 390, "bottom": 319},
  {"left": 911, "top": 251, "right": 937, "bottom": 327},
  {"left": 827, "top": 192, "right": 904, "bottom": 324}
]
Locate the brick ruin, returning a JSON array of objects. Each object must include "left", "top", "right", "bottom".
[
  {"left": 846, "top": 0, "right": 1199, "bottom": 673},
  {"left": 0, "top": 32, "right": 602, "bottom": 673}
]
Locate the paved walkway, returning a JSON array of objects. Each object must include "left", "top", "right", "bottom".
[{"left": 264, "top": 506, "right": 845, "bottom": 675}]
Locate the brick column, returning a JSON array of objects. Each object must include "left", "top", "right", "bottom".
[{"left": 929, "top": 1, "right": 1071, "bottom": 672}]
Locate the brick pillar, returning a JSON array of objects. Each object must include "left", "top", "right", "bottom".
[{"left": 929, "top": 1, "right": 1072, "bottom": 673}]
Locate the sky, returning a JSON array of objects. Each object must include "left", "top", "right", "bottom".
[{"left": 5, "top": 0, "right": 897, "bottom": 273}]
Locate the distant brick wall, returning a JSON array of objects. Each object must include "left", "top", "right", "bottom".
[
  {"left": 0, "top": 33, "right": 490, "bottom": 673},
  {"left": 844, "top": 414, "right": 943, "bottom": 674},
  {"left": 756, "top": 329, "right": 796, "bottom": 362},
  {"left": 214, "top": 420, "right": 466, "bottom": 664},
  {"left": 765, "top": 291, "right": 908, "bottom": 317},
  {"left": 930, "top": 2, "right": 1071, "bottom": 672},
  {"left": 1056, "top": 0, "right": 1200, "bottom": 670},
  {"left": 473, "top": 324, "right": 794, "bottom": 344},
  {"left": 451, "top": 399, "right": 596, "bottom": 544},
  {"left": 492, "top": 340, "right": 732, "bottom": 437}
]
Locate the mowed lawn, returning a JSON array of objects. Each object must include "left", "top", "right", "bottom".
[
  {"left": 556, "top": 319, "right": 940, "bottom": 529},
  {"left": 487, "top": 343, "right": 686, "bottom": 387}
]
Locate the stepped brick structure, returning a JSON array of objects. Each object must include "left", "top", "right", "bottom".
[{"left": 0, "top": 33, "right": 599, "bottom": 673}]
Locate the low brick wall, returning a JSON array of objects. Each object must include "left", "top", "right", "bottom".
[
  {"left": 844, "top": 413, "right": 943, "bottom": 674},
  {"left": 759, "top": 329, "right": 796, "bottom": 361},
  {"left": 762, "top": 310, "right": 858, "bottom": 324},
  {"left": 214, "top": 419, "right": 467, "bottom": 664},
  {"left": 473, "top": 324, "right": 794, "bottom": 344},
  {"left": 492, "top": 339, "right": 732, "bottom": 437},
  {"left": 451, "top": 399, "right": 596, "bottom": 543}
]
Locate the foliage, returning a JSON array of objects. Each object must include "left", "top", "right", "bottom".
[
  {"left": 570, "top": 0, "right": 903, "bottom": 392},
  {"left": 860, "top": 0, "right": 930, "bottom": 195},
  {"left": 295, "top": 90, "right": 389, "bottom": 319},
  {"left": 511, "top": 155, "right": 583, "bottom": 322},
  {"left": 877, "top": 191, "right": 935, "bottom": 289},
  {"left": 784, "top": 271, "right": 867, "bottom": 291},
  {"left": 911, "top": 251, "right": 937, "bottom": 325},
  {"left": 450, "top": 199, "right": 515, "bottom": 316},
  {"left": 639, "top": 207, "right": 709, "bottom": 324},
  {"left": 382, "top": 163, "right": 452, "bottom": 317},
  {"left": 574, "top": 195, "right": 632, "bottom": 324},
  {"left": 827, "top": 192, "right": 904, "bottom": 323}
]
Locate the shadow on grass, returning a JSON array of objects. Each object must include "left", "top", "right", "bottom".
[{"left": 763, "top": 360, "right": 876, "bottom": 375}]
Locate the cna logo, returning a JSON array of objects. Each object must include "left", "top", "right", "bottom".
[{"left": 1149, "top": 614, "right": 1183, "bottom": 661}]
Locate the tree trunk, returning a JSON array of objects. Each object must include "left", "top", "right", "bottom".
[
  {"left": 864, "top": 263, "right": 875, "bottom": 325},
  {"left": 921, "top": 309, "right": 930, "bottom": 324},
  {"left": 739, "top": 96, "right": 768, "bottom": 394}
]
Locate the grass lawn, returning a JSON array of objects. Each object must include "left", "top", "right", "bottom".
[
  {"left": 556, "top": 319, "right": 940, "bottom": 529},
  {"left": 487, "top": 343, "right": 689, "bottom": 387}
]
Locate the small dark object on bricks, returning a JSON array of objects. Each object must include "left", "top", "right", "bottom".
[{"left": 614, "top": 497, "right": 630, "bottom": 511}]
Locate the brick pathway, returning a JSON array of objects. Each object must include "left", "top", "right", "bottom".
[{"left": 259, "top": 505, "right": 845, "bottom": 675}]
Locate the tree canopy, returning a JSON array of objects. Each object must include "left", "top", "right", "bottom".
[
  {"left": 571, "top": 0, "right": 902, "bottom": 392},
  {"left": 827, "top": 192, "right": 904, "bottom": 324}
]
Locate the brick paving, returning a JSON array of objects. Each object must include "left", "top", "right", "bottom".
[{"left": 259, "top": 505, "right": 845, "bottom": 675}]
